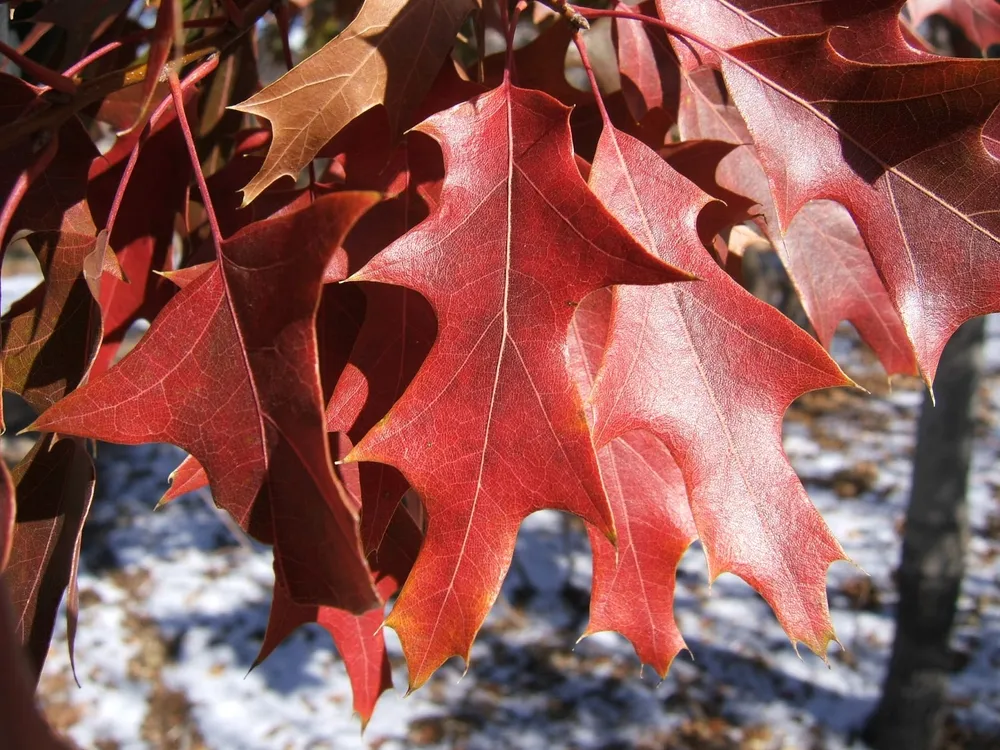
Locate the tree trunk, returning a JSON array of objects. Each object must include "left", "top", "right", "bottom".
[{"left": 863, "top": 316, "right": 985, "bottom": 750}]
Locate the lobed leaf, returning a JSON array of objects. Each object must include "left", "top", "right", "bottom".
[
  {"left": 568, "top": 289, "right": 695, "bottom": 677},
  {"left": 723, "top": 32, "right": 1000, "bottom": 381},
  {"left": 32, "top": 194, "right": 382, "bottom": 612},
  {"left": 346, "top": 80, "right": 691, "bottom": 688},
  {"left": 231, "top": 0, "right": 475, "bottom": 204},
  {"left": 588, "top": 124, "right": 851, "bottom": 655}
]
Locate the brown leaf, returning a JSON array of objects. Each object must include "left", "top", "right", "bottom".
[{"left": 231, "top": 0, "right": 475, "bottom": 204}]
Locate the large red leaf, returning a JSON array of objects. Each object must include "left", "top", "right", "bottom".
[
  {"left": 344, "top": 80, "right": 690, "bottom": 688},
  {"left": 588, "top": 124, "right": 851, "bottom": 655},
  {"left": 721, "top": 33, "right": 1000, "bottom": 381},
  {"left": 32, "top": 194, "right": 382, "bottom": 612},
  {"left": 568, "top": 289, "right": 695, "bottom": 678},
  {"left": 4, "top": 434, "right": 94, "bottom": 680},
  {"left": 676, "top": 67, "right": 918, "bottom": 377},
  {"left": 157, "top": 269, "right": 363, "bottom": 512}
]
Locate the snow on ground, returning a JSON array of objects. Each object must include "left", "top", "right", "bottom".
[{"left": 3, "top": 259, "right": 1000, "bottom": 748}]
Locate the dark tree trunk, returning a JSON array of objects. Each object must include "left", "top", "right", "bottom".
[{"left": 863, "top": 316, "right": 985, "bottom": 750}]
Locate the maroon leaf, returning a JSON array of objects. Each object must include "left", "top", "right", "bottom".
[
  {"left": 5, "top": 434, "right": 94, "bottom": 680},
  {"left": 723, "top": 32, "right": 1000, "bottom": 380},
  {"left": 32, "top": 194, "right": 383, "bottom": 611},
  {"left": 677, "top": 66, "right": 917, "bottom": 377}
]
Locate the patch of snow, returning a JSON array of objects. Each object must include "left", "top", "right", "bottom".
[{"left": 22, "top": 310, "right": 1000, "bottom": 748}]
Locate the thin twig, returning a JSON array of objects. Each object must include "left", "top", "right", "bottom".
[
  {"left": 167, "top": 68, "right": 224, "bottom": 253},
  {"left": 572, "top": 31, "right": 611, "bottom": 128},
  {"left": 0, "top": 39, "right": 77, "bottom": 94},
  {"left": 103, "top": 56, "right": 221, "bottom": 248},
  {"left": 0, "top": 0, "right": 272, "bottom": 152}
]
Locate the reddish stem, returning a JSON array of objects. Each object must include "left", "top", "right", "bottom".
[
  {"left": 572, "top": 32, "right": 612, "bottom": 129},
  {"left": 63, "top": 41, "right": 125, "bottom": 78},
  {"left": 568, "top": 4, "right": 723, "bottom": 57},
  {"left": 62, "top": 17, "right": 234, "bottom": 79},
  {"left": 0, "top": 133, "right": 59, "bottom": 250},
  {"left": 168, "top": 67, "right": 225, "bottom": 253},
  {"left": 504, "top": 0, "right": 528, "bottom": 83},
  {"left": 103, "top": 56, "right": 222, "bottom": 248},
  {"left": 0, "top": 39, "right": 78, "bottom": 94}
]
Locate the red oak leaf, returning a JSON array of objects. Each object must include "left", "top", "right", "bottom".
[
  {"left": 260, "top": 578, "right": 395, "bottom": 726},
  {"left": 255, "top": 497, "right": 422, "bottom": 727},
  {"left": 156, "top": 277, "right": 358, "bottom": 512},
  {"left": 722, "top": 33, "right": 1000, "bottom": 381},
  {"left": 612, "top": 1, "right": 680, "bottom": 132},
  {"left": 568, "top": 289, "right": 696, "bottom": 677},
  {"left": 345, "top": 80, "right": 690, "bottom": 688},
  {"left": 231, "top": 0, "right": 475, "bottom": 204},
  {"left": 588, "top": 123, "right": 851, "bottom": 656},
  {"left": 31, "top": 194, "right": 382, "bottom": 612},
  {"left": 676, "top": 67, "right": 918, "bottom": 377}
]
